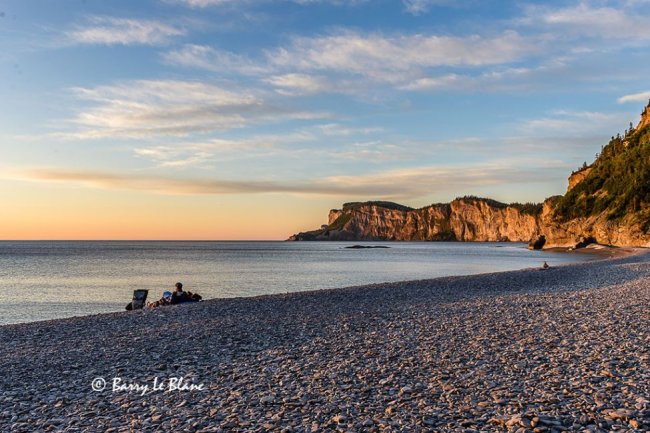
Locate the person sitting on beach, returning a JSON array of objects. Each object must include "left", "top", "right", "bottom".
[
  {"left": 148, "top": 282, "right": 202, "bottom": 308},
  {"left": 147, "top": 290, "right": 173, "bottom": 308},
  {"left": 171, "top": 282, "right": 189, "bottom": 304}
]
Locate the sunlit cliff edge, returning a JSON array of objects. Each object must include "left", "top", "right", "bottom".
[{"left": 289, "top": 102, "right": 650, "bottom": 249}]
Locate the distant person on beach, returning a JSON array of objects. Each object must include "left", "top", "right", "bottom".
[
  {"left": 147, "top": 290, "right": 173, "bottom": 308},
  {"left": 171, "top": 282, "right": 189, "bottom": 304},
  {"left": 147, "top": 282, "right": 202, "bottom": 308}
]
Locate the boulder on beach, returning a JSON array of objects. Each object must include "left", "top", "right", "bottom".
[{"left": 528, "top": 235, "right": 546, "bottom": 250}]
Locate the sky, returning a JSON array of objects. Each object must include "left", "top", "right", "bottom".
[{"left": 1, "top": 0, "right": 650, "bottom": 240}]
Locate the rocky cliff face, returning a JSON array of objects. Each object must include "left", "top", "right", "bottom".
[
  {"left": 529, "top": 197, "right": 650, "bottom": 249},
  {"left": 289, "top": 102, "right": 650, "bottom": 249},
  {"left": 567, "top": 167, "right": 592, "bottom": 192},
  {"left": 535, "top": 100, "right": 650, "bottom": 249},
  {"left": 288, "top": 198, "right": 539, "bottom": 242},
  {"left": 638, "top": 104, "right": 650, "bottom": 130}
]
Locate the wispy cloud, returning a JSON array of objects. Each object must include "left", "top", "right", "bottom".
[
  {"left": 15, "top": 158, "right": 565, "bottom": 199},
  {"left": 59, "top": 80, "right": 327, "bottom": 139},
  {"left": 264, "top": 73, "right": 334, "bottom": 96},
  {"left": 402, "top": 0, "right": 452, "bottom": 15},
  {"left": 164, "top": 32, "right": 533, "bottom": 82},
  {"left": 520, "top": 110, "right": 630, "bottom": 134},
  {"left": 523, "top": 2, "right": 650, "bottom": 41},
  {"left": 398, "top": 74, "right": 462, "bottom": 91},
  {"left": 268, "top": 30, "right": 531, "bottom": 82},
  {"left": 326, "top": 141, "right": 405, "bottom": 162},
  {"left": 66, "top": 16, "right": 185, "bottom": 45},
  {"left": 171, "top": 0, "right": 441, "bottom": 14},
  {"left": 170, "top": 0, "right": 367, "bottom": 8},
  {"left": 172, "top": 0, "right": 239, "bottom": 6},
  {"left": 398, "top": 66, "right": 547, "bottom": 92},
  {"left": 618, "top": 91, "right": 650, "bottom": 104},
  {"left": 159, "top": 2, "right": 650, "bottom": 98},
  {"left": 133, "top": 132, "right": 315, "bottom": 167},
  {"left": 315, "top": 123, "right": 383, "bottom": 136},
  {"left": 129, "top": 122, "right": 386, "bottom": 169},
  {"left": 162, "top": 44, "right": 268, "bottom": 75}
]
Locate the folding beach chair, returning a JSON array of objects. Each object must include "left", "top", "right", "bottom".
[{"left": 129, "top": 289, "right": 149, "bottom": 310}]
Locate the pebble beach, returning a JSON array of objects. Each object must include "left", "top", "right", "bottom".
[{"left": 1, "top": 250, "right": 649, "bottom": 432}]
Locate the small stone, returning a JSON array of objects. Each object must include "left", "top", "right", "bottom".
[
  {"left": 260, "top": 395, "right": 275, "bottom": 405},
  {"left": 608, "top": 409, "right": 634, "bottom": 420}
]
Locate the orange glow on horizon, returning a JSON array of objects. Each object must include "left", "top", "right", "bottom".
[{"left": 1, "top": 181, "right": 332, "bottom": 240}]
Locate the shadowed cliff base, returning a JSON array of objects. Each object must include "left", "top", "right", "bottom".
[{"left": 290, "top": 102, "right": 650, "bottom": 249}]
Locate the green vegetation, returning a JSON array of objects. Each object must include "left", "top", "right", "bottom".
[
  {"left": 555, "top": 105, "right": 650, "bottom": 224},
  {"left": 338, "top": 197, "right": 543, "bottom": 217},
  {"left": 291, "top": 229, "right": 325, "bottom": 240},
  {"left": 454, "top": 196, "right": 543, "bottom": 216},
  {"left": 509, "top": 202, "right": 544, "bottom": 216},
  {"left": 342, "top": 201, "right": 414, "bottom": 212},
  {"left": 327, "top": 213, "right": 352, "bottom": 231},
  {"left": 458, "top": 195, "right": 510, "bottom": 209}
]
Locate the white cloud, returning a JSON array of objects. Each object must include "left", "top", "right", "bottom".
[
  {"left": 525, "top": 2, "right": 650, "bottom": 40},
  {"left": 61, "top": 80, "right": 327, "bottom": 139},
  {"left": 402, "top": 0, "right": 451, "bottom": 15},
  {"left": 315, "top": 123, "right": 383, "bottom": 136},
  {"left": 133, "top": 132, "right": 315, "bottom": 167},
  {"left": 326, "top": 141, "right": 405, "bottom": 162},
  {"left": 399, "top": 74, "right": 461, "bottom": 91},
  {"left": 520, "top": 110, "right": 629, "bottom": 134},
  {"left": 264, "top": 73, "right": 333, "bottom": 95},
  {"left": 321, "top": 161, "right": 557, "bottom": 198},
  {"left": 267, "top": 30, "right": 531, "bottom": 81},
  {"left": 163, "top": 44, "right": 268, "bottom": 75},
  {"left": 175, "top": 0, "right": 237, "bottom": 6},
  {"left": 14, "top": 159, "right": 561, "bottom": 198},
  {"left": 170, "top": 0, "right": 366, "bottom": 7},
  {"left": 618, "top": 91, "right": 650, "bottom": 104},
  {"left": 66, "top": 16, "right": 184, "bottom": 45},
  {"left": 161, "top": 27, "right": 538, "bottom": 94},
  {"left": 399, "top": 67, "right": 538, "bottom": 92}
]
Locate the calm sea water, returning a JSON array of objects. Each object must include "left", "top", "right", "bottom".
[{"left": 0, "top": 241, "right": 595, "bottom": 325}]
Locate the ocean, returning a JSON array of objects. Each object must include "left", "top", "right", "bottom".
[{"left": 0, "top": 241, "right": 595, "bottom": 325}]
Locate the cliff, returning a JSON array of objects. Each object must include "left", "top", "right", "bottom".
[
  {"left": 532, "top": 100, "right": 650, "bottom": 248},
  {"left": 567, "top": 167, "right": 592, "bottom": 192},
  {"left": 639, "top": 103, "right": 650, "bottom": 130},
  {"left": 289, "top": 101, "right": 650, "bottom": 249},
  {"left": 288, "top": 197, "right": 541, "bottom": 242}
]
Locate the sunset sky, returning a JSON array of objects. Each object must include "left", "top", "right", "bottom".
[{"left": 1, "top": 0, "right": 650, "bottom": 239}]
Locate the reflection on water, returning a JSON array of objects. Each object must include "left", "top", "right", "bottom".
[{"left": 0, "top": 241, "right": 594, "bottom": 325}]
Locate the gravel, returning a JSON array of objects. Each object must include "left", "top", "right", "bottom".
[{"left": 1, "top": 250, "right": 649, "bottom": 432}]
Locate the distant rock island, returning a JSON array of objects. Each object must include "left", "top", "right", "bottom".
[{"left": 289, "top": 102, "right": 650, "bottom": 249}]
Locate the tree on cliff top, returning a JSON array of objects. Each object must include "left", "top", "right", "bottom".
[{"left": 554, "top": 107, "right": 650, "bottom": 224}]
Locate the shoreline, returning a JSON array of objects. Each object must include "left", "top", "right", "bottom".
[
  {"left": 544, "top": 244, "right": 644, "bottom": 258},
  {"left": 0, "top": 244, "right": 634, "bottom": 329},
  {"left": 1, "top": 250, "right": 649, "bottom": 432}
]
